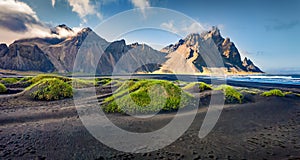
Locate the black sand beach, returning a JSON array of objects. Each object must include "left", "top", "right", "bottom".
[{"left": 0, "top": 76, "right": 300, "bottom": 159}]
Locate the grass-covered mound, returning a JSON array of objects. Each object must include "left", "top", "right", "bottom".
[
  {"left": 29, "top": 74, "right": 71, "bottom": 84},
  {"left": 0, "top": 83, "right": 7, "bottom": 93},
  {"left": 183, "top": 82, "right": 212, "bottom": 92},
  {"left": 102, "top": 79, "right": 124, "bottom": 88},
  {"left": 261, "top": 89, "right": 285, "bottom": 97},
  {"left": 29, "top": 78, "right": 73, "bottom": 101},
  {"left": 69, "top": 79, "right": 97, "bottom": 89},
  {"left": 238, "top": 88, "right": 261, "bottom": 95},
  {"left": 0, "top": 77, "right": 20, "bottom": 85},
  {"left": 96, "top": 78, "right": 112, "bottom": 85},
  {"left": 214, "top": 85, "right": 243, "bottom": 104},
  {"left": 102, "top": 79, "right": 194, "bottom": 114},
  {"left": 24, "top": 74, "right": 96, "bottom": 89}
]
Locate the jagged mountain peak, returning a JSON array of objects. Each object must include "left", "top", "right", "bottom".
[
  {"left": 184, "top": 33, "right": 202, "bottom": 46},
  {"left": 208, "top": 26, "right": 221, "bottom": 36},
  {"left": 159, "top": 26, "right": 263, "bottom": 73},
  {"left": 0, "top": 43, "right": 8, "bottom": 49},
  {"left": 243, "top": 57, "right": 253, "bottom": 65},
  {"left": 51, "top": 24, "right": 74, "bottom": 36},
  {"left": 242, "top": 57, "right": 262, "bottom": 72},
  {"left": 56, "top": 24, "right": 73, "bottom": 31},
  {"left": 80, "top": 27, "right": 93, "bottom": 33}
]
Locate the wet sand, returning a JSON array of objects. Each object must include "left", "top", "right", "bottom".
[{"left": 0, "top": 83, "right": 300, "bottom": 159}]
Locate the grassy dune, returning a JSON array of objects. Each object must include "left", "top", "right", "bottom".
[{"left": 102, "top": 79, "right": 194, "bottom": 114}]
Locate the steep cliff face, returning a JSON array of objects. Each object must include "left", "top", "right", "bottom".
[
  {"left": 96, "top": 41, "right": 166, "bottom": 75},
  {"left": 41, "top": 27, "right": 109, "bottom": 72},
  {"left": 0, "top": 25, "right": 109, "bottom": 73},
  {"left": 160, "top": 26, "right": 263, "bottom": 73},
  {"left": 0, "top": 25, "right": 165, "bottom": 74},
  {"left": 0, "top": 43, "right": 54, "bottom": 72},
  {"left": 242, "top": 57, "right": 262, "bottom": 72}
]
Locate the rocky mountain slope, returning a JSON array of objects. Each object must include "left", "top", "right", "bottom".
[
  {"left": 0, "top": 25, "right": 262, "bottom": 74},
  {"left": 160, "top": 26, "right": 262, "bottom": 74},
  {"left": 0, "top": 25, "right": 165, "bottom": 74}
]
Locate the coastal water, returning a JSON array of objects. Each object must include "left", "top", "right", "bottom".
[{"left": 227, "top": 74, "right": 300, "bottom": 85}]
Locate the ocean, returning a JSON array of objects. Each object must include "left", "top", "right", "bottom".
[{"left": 226, "top": 74, "right": 300, "bottom": 85}]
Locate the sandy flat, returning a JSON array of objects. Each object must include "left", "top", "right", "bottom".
[{"left": 0, "top": 84, "right": 300, "bottom": 159}]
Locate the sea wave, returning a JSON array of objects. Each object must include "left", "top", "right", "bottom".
[{"left": 227, "top": 75, "right": 300, "bottom": 85}]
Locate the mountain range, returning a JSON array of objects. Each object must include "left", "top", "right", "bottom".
[{"left": 0, "top": 25, "right": 262, "bottom": 74}]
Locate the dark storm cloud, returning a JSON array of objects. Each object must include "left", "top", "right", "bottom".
[
  {"left": 0, "top": 11, "right": 45, "bottom": 32},
  {"left": 0, "top": 0, "right": 49, "bottom": 33}
]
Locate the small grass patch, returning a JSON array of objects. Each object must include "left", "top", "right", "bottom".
[
  {"left": 0, "top": 83, "right": 7, "bottom": 93},
  {"left": 70, "top": 79, "right": 97, "bottom": 89},
  {"left": 183, "top": 82, "right": 212, "bottom": 92},
  {"left": 103, "top": 79, "right": 194, "bottom": 114},
  {"left": 29, "top": 74, "right": 71, "bottom": 84},
  {"left": 214, "top": 85, "right": 243, "bottom": 103},
  {"left": 238, "top": 88, "right": 261, "bottom": 95},
  {"left": 96, "top": 78, "right": 112, "bottom": 85},
  {"left": 18, "top": 77, "right": 33, "bottom": 83},
  {"left": 0, "top": 77, "right": 20, "bottom": 84},
  {"left": 295, "top": 93, "right": 300, "bottom": 97},
  {"left": 261, "top": 89, "right": 285, "bottom": 97},
  {"left": 283, "top": 91, "right": 293, "bottom": 95},
  {"left": 30, "top": 78, "right": 73, "bottom": 101},
  {"left": 102, "top": 79, "right": 124, "bottom": 88}
]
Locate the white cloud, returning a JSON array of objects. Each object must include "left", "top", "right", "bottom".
[
  {"left": 0, "top": 0, "right": 83, "bottom": 44},
  {"left": 130, "top": 0, "right": 150, "bottom": 16},
  {"left": 51, "top": 0, "right": 56, "bottom": 7},
  {"left": 0, "top": 0, "right": 53, "bottom": 44},
  {"left": 67, "top": 0, "right": 101, "bottom": 23},
  {"left": 160, "top": 20, "right": 179, "bottom": 34},
  {"left": 161, "top": 20, "right": 209, "bottom": 36},
  {"left": 181, "top": 22, "right": 207, "bottom": 34},
  {"left": 0, "top": 0, "right": 39, "bottom": 21}
]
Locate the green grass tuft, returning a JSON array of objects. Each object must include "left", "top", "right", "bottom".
[
  {"left": 0, "top": 77, "right": 20, "bottom": 84},
  {"left": 0, "top": 83, "right": 7, "bottom": 93},
  {"left": 183, "top": 82, "right": 212, "bottom": 92},
  {"left": 283, "top": 91, "right": 293, "bottom": 95},
  {"left": 96, "top": 78, "right": 112, "bottom": 85},
  {"left": 261, "top": 89, "right": 285, "bottom": 97},
  {"left": 199, "top": 82, "right": 213, "bottom": 91},
  {"left": 26, "top": 74, "right": 96, "bottom": 89},
  {"left": 18, "top": 77, "right": 33, "bottom": 83},
  {"left": 238, "top": 88, "right": 261, "bottom": 95},
  {"left": 103, "top": 79, "right": 194, "bottom": 114},
  {"left": 70, "top": 79, "right": 97, "bottom": 89},
  {"left": 102, "top": 79, "right": 124, "bottom": 88},
  {"left": 30, "top": 78, "right": 73, "bottom": 101},
  {"left": 295, "top": 93, "right": 300, "bottom": 97},
  {"left": 214, "top": 85, "right": 243, "bottom": 103},
  {"left": 29, "top": 74, "right": 71, "bottom": 84}
]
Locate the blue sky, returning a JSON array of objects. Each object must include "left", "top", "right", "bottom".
[{"left": 0, "top": 0, "right": 299, "bottom": 72}]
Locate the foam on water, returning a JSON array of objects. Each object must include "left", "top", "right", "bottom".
[{"left": 226, "top": 75, "right": 300, "bottom": 85}]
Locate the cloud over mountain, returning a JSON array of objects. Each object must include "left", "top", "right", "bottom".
[
  {"left": 0, "top": 0, "right": 47, "bottom": 33},
  {"left": 0, "top": 0, "right": 85, "bottom": 44},
  {"left": 0, "top": 0, "right": 53, "bottom": 44}
]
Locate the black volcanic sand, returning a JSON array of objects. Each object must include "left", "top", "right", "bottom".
[{"left": 0, "top": 84, "right": 300, "bottom": 159}]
